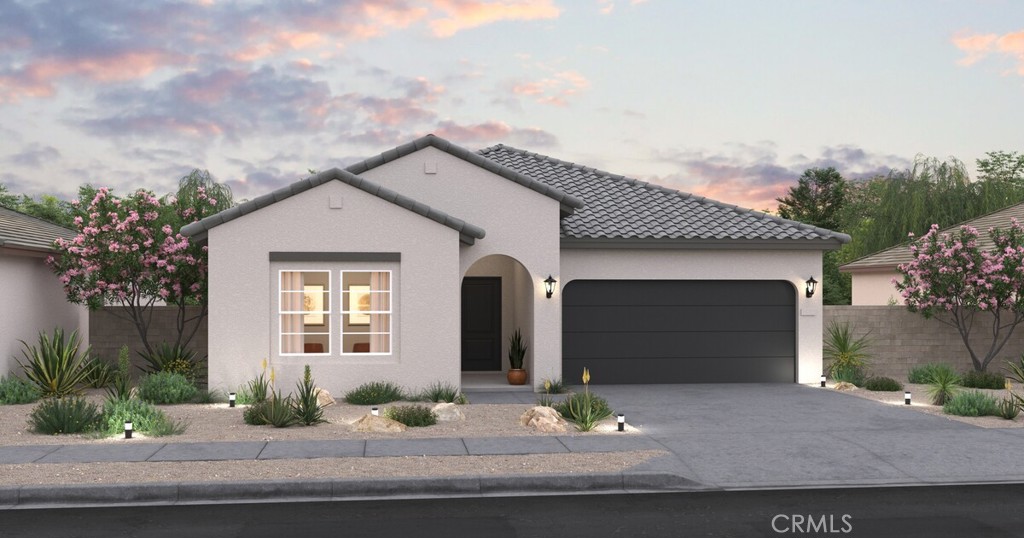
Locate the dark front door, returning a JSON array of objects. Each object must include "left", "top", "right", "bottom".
[{"left": 462, "top": 277, "right": 502, "bottom": 371}]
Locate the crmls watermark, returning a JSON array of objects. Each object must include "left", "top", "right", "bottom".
[{"left": 771, "top": 514, "right": 853, "bottom": 534}]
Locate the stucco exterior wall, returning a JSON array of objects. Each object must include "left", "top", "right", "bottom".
[
  {"left": 359, "top": 147, "right": 562, "bottom": 387},
  {"left": 0, "top": 250, "right": 88, "bottom": 377},
  {"left": 849, "top": 270, "right": 903, "bottom": 306},
  {"left": 205, "top": 180, "right": 462, "bottom": 395},
  {"left": 560, "top": 248, "right": 824, "bottom": 384}
]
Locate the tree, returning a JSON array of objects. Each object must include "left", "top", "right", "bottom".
[
  {"left": 977, "top": 151, "right": 1024, "bottom": 186},
  {"left": 0, "top": 184, "right": 17, "bottom": 209},
  {"left": 776, "top": 167, "right": 848, "bottom": 231},
  {"left": 48, "top": 170, "right": 232, "bottom": 356},
  {"left": 895, "top": 221, "right": 1024, "bottom": 372}
]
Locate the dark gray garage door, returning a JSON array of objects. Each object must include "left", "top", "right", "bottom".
[{"left": 562, "top": 280, "right": 796, "bottom": 384}]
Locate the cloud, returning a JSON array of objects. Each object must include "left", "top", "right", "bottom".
[
  {"left": 433, "top": 120, "right": 558, "bottom": 147},
  {"left": 6, "top": 143, "right": 60, "bottom": 167},
  {"left": 650, "top": 143, "right": 912, "bottom": 211},
  {"left": 507, "top": 69, "right": 590, "bottom": 107},
  {"left": 428, "top": 0, "right": 561, "bottom": 37},
  {"left": 953, "top": 29, "right": 1024, "bottom": 75}
]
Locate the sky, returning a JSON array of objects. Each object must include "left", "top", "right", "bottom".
[{"left": 1, "top": 0, "right": 1023, "bottom": 211}]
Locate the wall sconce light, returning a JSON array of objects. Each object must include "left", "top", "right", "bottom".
[
  {"left": 805, "top": 277, "right": 818, "bottom": 298},
  {"left": 904, "top": 391, "right": 912, "bottom": 405},
  {"left": 124, "top": 421, "right": 133, "bottom": 439},
  {"left": 544, "top": 275, "right": 557, "bottom": 299},
  {"left": 617, "top": 414, "right": 625, "bottom": 432},
  {"left": 820, "top": 375, "right": 826, "bottom": 388},
  {"left": 228, "top": 392, "right": 236, "bottom": 408}
]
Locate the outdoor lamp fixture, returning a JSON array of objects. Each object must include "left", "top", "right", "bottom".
[
  {"left": 617, "top": 414, "right": 625, "bottom": 432},
  {"left": 820, "top": 375, "right": 827, "bottom": 388},
  {"left": 805, "top": 277, "right": 818, "bottom": 298},
  {"left": 228, "top": 392, "right": 236, "bottom": 408},
  {"left": 371, "top": 407, "right": 379, "bottom": 416},
  {"left": 124, "top": 421, "right": 133, "bottom": 439},
  {"left": 905, "top": 391, "right": 912, "bottom": 405},
  {"left": 544, "top": 275, "right": 557, "bottom": 299}
]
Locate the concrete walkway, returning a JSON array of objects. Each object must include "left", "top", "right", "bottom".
[{"left": 4, "top": 384, "right": 1024, "bottom": 508}]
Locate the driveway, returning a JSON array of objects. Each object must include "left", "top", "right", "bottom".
[{"left": 474, "top": 384, "right": 1024, "bottom": 489}]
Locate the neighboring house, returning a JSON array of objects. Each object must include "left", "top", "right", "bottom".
[
  {"left": 840, "top": 202, "right": 1024, "bottom": 305},
  {"left": 0, "top": 207, "right": 88, "bottom": 377},
  {"left": 182, "top": 135, "right": 850, "bottom": 393}
]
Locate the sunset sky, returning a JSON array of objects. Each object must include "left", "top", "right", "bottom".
[{"left": 1, "top": 0, "right": 1022, "bottom": 211}]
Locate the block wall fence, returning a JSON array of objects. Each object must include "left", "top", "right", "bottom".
[
  {"left": 89, "top": 306, "right": 208, "bottom": 377},
  {"left": 823, "top": 306, "right": 1024, "bottom": 380}
]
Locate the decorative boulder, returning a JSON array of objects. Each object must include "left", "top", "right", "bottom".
[
  {"left": 314, "top": 388, "right": 336, "bottom": 407},
  {"left": 432, "top": 402, "right": 465, "bottom": 422},
  {"left": 834, "top": 381, "right": 856, "bottom": 391},
  {"left": 353, "top": 414, "right": 407, "bottom": 432},
  {"left": 520, "top": 406, "right": 568, "bottom": 433}
]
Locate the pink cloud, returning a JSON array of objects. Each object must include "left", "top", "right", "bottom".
[
  {"left": 507, "top": 69, "right": 590, "bottom": 107},
  {"left": 953, "top": 29, "right": 1024, "bottom": 75},
  {"left": 433, "top": 120, "right": 558, "bottom": 147},
  {"left": 429, "top": 0, "right": 561, "bottom": 38}
]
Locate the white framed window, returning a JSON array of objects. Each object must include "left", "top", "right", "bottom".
[
  {"left": 278, "top": 270, "right": 331, "bottom": 355},
  {"left": 341, "top": 270, "right": 392, "bottom": 355}
]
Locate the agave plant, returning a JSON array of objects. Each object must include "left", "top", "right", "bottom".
[
  {"left": 18, "top": 328, "right": 94, "bottom": 398},
  {"left": 823, "top": 321, "right": 871, "bottom": 383}
]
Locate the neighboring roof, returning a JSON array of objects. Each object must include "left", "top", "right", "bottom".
[
  {"left": 841, "top": 201, "right": 1024, "bottom": 272},
  {"left": 180, "top": 168, "right": 486, "bottom": 245},
  {"left": 344, "top": 134, "right": 585, "bottom": 216},
  {"left": 478, "top": 144, "right": 851, "bottom": 249},
  {"left": 0, "top": 206, "right": 76, "bottom": 253}
]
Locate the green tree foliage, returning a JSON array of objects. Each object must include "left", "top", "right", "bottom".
[
  {"left": 0, "top": 185, "right": 76, "bottom": 228},
  {"left": 776, "top": 167, "right": 847, "bottom": 231},
  {"left": 0, "top": 184, "right": 18, "bottom": 209}
]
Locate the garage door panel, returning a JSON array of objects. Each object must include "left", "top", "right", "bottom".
[
  {"left": 563, "top": 331, "right": 795, "bottom": 359},
  {"left": 562, "top": 280, "right": 796, "bottom": 384},
  {"left": 565, "top": 280, "right": 795, "bottom": 307},
  {"left": 562, "top": 305, "right": 795, "bottom": 333},
  {"left": 561, "top": 356, "right": 795, "bottom": 384}
]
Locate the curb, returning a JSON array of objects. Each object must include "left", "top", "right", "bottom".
[{"left": 0, "top": 472, "right": 704, "bottom": 509}]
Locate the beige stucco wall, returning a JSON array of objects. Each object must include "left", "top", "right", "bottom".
[
  {"left": 560, "top": 248, "right": 824, "bottom": 384},
  {"left": 0, "top": 249, "right": 89, "bottom": 377},
  {"left": 205, "top": 180, "right": 462, "bottom": 395},
  {"left": 359, "top": 147, "right": 563, "bottom": 387},
  {"left": 849, "top": 270, "right": 903, "bottom": 306}
]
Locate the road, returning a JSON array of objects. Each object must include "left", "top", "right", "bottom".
[{"left": 2, "top": 484, "right": 1023, "bottom": 537}]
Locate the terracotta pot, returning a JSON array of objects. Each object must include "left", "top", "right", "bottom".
[{"left": 507, "top": 369, "right": 528, "bottom": 385}]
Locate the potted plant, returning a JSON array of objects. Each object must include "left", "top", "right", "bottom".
[{"left": 507, "top": 329, "right": 528, "bottom": 385}]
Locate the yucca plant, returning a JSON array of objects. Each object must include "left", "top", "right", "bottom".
[
  {"left": 926, "top": 367, "right": 961, "bottom": 406},
  {"left": 137, "top": 342, "right": 201, "bottom": 382},
  {"left": 18, "top": 328, "right": 94, "bottom": 398},
  {"left": 823, "top": 321, "right": 871, "bottom": 383},
  {"left": 105, "top": 345, "right": 134, "bottom": 402},
  {"left": 292, "top": 365, "right": 325, "bottom": 426},
  {"left": 508, "top": 329, "right": 527, "bottom": 370}
]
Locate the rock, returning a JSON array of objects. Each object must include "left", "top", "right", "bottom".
[
  {"left": 834, "top": 381, "right": 856, "bottom": 391},
  {"left": 353, "top": 414, "right": 407, "bottom": 432},
  {"left": 432, "top": 402, "right": 465, "bottom": 422},
  {"left": 314, "top": 388, "right": 336, "bottom": 407},
  {"left": 520, "top": 406, "right": 568, "bottom": 433}
]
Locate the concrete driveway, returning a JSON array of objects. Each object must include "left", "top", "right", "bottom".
[{"left": 475, "top": 383, "right": 1024, "bottom": 489}]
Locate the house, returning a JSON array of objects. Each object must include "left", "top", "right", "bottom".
[
  {"left": 181, "top": 135, "right": 849, "bottom": 393},
  {"left": 840, "top": 202, "right": 1024, "bottom": 305},
  {"left": 0, "top": 207, "right": 89, "bottom": 377}
]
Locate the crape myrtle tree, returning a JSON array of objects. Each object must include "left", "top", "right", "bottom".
[
  {"left": 895, "top": 220, "right": 1024, "bottom": 372},
  {"left": 48, "top": 170, "right": 231, "bottom": 355}
]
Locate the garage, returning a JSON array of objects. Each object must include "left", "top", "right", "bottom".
[{"left": 562, "top": 280, "right": 796, "bottom": 384}]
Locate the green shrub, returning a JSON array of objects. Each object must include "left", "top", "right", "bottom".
[
  {"left": 83, "top": 357, "right": 115, "bottom": 389},
  {"left": 960, "top": 370, "right": 1006, "bottom": 390},
  {"left": 100, "top": 398, "right": 186, "bottom": 437},
  {"left": 292, "top": 365, "right": 325, "bottom": 426},
  {"left": 263, "top": 392, "right": 297, "bottom": 428},
  {"left": 240, "top": 372, "right": 270, "bottom": 404},
  {"left": 864, "top": 376, "right": 903, "bottom": 392},
  {"left": 192, "top": 389, "right": 223, "bottom": 404},
  {"left": 105, "top": 346, "right": 134, "bottom": 402},
  {"left": 943, "top": 390, "right": 998, "bottom": 417},
  {"left": 0, "top": 375, "right": 40, "bottom": 405},
  {"left": 137, "top": 343, "right": 201, "bottom": 381},
  {"left": 908, "top": 363, "right": 955, "bottom": 384},
  {"left": 539, "top": 378, "right": 566, "bottom": 394},
  {"left": 824, "top": 321, "right": 871, "bottom": 381},
  {"left": 537, "top": 394, "right": 555, "bottom": 407},
  {"left": 384, "top": 405, "right": 437, "bottom": 427},
  {"left": 420, "top": 382, "right": 461, "bottom": 403},
  {"left": 344, "top": 381, "right": 405, "bottom": 405},
  {"left": 18, "top": 328, "right": 94, "bottom": 398},
  {"left": 997, "top": 396, "right": 1020, "bottom": 420},
  {"left": 927, "top": 368, "right": 962, "bottom": 405},
  {"left": 832, "top": 365, "right": 866, "bottom": 387},
  {"left": 555, "top": 392, "right": 613, "bottom": 432},
  {"left": 29, "top": 397, "right": 101, "bottom": 434},
  {"left": 243, "top": 400, "right": 269, "bottom": 425},
  {"left": 138, "top": 372, "right": 198, "bottom": 405}
]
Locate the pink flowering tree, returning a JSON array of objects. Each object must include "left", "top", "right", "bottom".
[
  {"left": 48, "top": 171, "right": 230, "bottom": 356},
  {"left": 895, "top": 220, "right": 1024, "bottom": 371}
]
